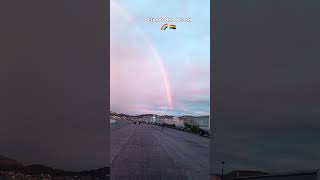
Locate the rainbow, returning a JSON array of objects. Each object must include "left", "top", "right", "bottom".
[
  {"left": 111, "top": 0, "right": 173, "bottom": 108},
  {"left": 161, "top": 24, "right": 169, "bottom": 31}
]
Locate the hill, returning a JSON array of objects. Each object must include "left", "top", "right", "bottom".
[{"left": 0, "top": 155, "right": 23, "bottom": 170}]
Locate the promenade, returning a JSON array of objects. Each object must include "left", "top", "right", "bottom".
[{"left": 110, "top": 120, "right": 209, "bottom": 180}]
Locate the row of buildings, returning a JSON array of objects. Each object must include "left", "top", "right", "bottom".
[
  {"left": 142, "top": 115, "right": 210, "bottom": 129},
  {"left": 110, "top": 112, "right": 210, "bottom": 130}
]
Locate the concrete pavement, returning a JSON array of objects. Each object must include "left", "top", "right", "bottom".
[{"left": 110, "top": 120, "right": 209, "bottom": 180}]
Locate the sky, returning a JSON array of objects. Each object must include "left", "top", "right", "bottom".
[
  {"left": 0, "top": 1, "right": 107, "bottom": 171},
  {"left": 212, "top": 0, "right": 320, "bottom": 174},
  {"left": 110, "top": 0, "right": 210, "bottom": 116}
]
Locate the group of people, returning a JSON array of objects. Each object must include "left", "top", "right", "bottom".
[{"left": 132, "top": 121, "right": 141, "bottom": 125}]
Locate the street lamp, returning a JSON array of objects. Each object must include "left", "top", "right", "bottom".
[{"left": 221, "top": 161, "right": 225, "bottom": 180}]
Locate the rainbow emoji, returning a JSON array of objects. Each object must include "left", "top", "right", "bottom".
[
  {"left": 169, "top": 24, "right": 176, "bottom": 29},
  {"left": 161, "top": 24, "right": 169, "bottom": 30}
]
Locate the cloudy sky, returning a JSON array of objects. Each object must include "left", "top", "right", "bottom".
[
  {"left": 110, "top": 0, "right": 210, "bottom": 116},
  {"left": 1, "top": 1, "right": 107, "bottom": 171},
  {"left": 212, "top": 0, "right": 320, "bottom": 174}
]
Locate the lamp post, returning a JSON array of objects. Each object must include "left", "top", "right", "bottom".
[{"left": 221, "top": 161, "right": 225, "bottom": 180}]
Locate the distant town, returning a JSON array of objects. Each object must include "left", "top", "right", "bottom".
[{"left": 110, "top": 111, "right": 211, "bottom": 137}]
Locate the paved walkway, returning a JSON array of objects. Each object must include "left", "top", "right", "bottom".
[{"left": 110, "top": 120, "right": 209, "bottom": 180}]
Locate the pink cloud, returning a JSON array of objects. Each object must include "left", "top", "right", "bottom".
[{"left": 110, "top": 34, "right": 169, "bottom": 114}]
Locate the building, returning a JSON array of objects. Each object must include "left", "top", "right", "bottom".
[
  {"left": 141, "top": 114, "right": 154, "bottom": 123},
  {"left": 180, "top": 115, "right": 210, "bottom": 129},
  {"left": 181, "top": 116, "right": 197, "bottom": 126},
  {"left": 172, "top": 117, "right": 184, "bottom": 127},
  {"left": 195, "top": 116, "right": 210, "bottom": 128},
  {"left": 158, "top": 115, "right": 174, "bottom": 125}
]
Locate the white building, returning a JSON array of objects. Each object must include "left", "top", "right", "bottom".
[{"left": 172, "top": 117, "right": 184, "bottom": 127}]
